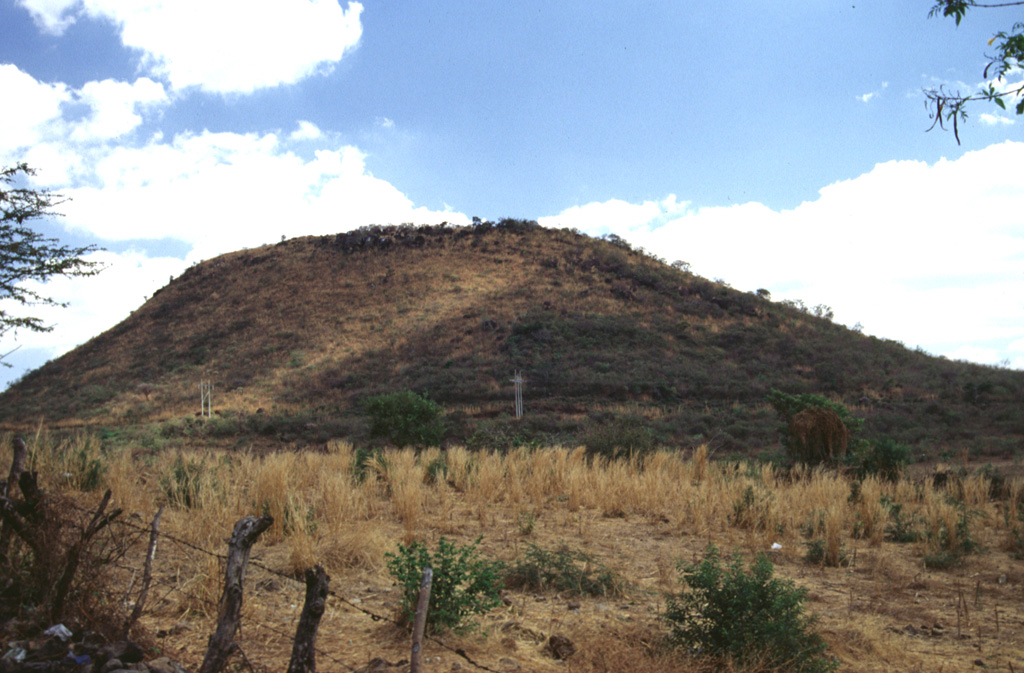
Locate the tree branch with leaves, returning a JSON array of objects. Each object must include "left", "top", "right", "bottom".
[
  {"left": 0, "top": 163, "right": 101, "bottom": 347},
  {"left": 925, "top": 1, "right": 1024, "bottom": 143}
]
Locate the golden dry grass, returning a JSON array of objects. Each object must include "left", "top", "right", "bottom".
[{"left": 2, "top": 434, "right": 1023, "bottom": 673}]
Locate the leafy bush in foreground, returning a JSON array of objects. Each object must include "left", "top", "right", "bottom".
[
  {"left": 385, "top": 537, "right": 503, "bottom": 633},
  {"left": 664, "top": 545, "right": 837, "bottom": 673}
]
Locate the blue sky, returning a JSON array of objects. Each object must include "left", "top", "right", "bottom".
[{"left": 1, "top": 0, "right": 1023, "bottom": 389}]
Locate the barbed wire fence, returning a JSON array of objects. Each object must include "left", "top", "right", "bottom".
[{"left": 68, "top": 501, "right": 506, "bottom": 673}]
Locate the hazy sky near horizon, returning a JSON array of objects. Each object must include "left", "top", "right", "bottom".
[{"left": 1, "top": 0, "right": 1023, "bottom": 388}]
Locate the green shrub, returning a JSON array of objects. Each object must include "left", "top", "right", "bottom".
[
  {"left": 804, "top": 539, "right": 848, "bottom": 567},
  {"left": 664, "top": 545, "right": 837, "bottom": 673},
  {"left": 162, "top": 454, "right": 206, "bottom": 509},
  {"left": 925, "top": 503, "right": 980, "bottom": 568},
  {"left": 582, "top": 414, "right": 654, "bottom": 458},
  {"left": 385, "top": 537, "right": 504, "bottom": 633},
  {"left": 504, "top": 544, "right": 625, "bottom": 597},
  {"left": 68, "top": 446, "right": 106, "bottom": 491},
  {"left": 352, "top": 447, "right": 387, "bottom": 484},
  {"left": 364, "top": 390, "right": 445, "bottom": 448},
  {"left": 855, "top": 438, "right": 911, "bottom": 482},
  {"left": 882, "top": 498, "right": 922, "bottom": 543}
]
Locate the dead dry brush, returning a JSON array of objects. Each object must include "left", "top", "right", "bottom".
[{"left": 1, "top": 433, "right": 1022, "bottom": 673}]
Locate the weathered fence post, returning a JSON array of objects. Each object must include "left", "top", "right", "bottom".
[
  {"left": 0, "top": 436, "right": 28, "bottom": 563},
  {"left": 286, "top": 565, "right": 330, "bottom": 673},
  {"left": 410, "top": 566, "right": 433, "bottom": 673},
  {"left": 199, "top": 515, "right": 273, "bottom": 673},
  {"left": 123, "top": 505, "right": 164, "bottom": 639}
]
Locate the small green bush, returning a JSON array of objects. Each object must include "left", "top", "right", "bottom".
[
  {"left": 855, "top": 438, "right": 911, "bottom": 482},
  {"left": 504, "top": 544, "right": 625, "bottom": 597},
  {"left": 804, "top": 539, "right": 848, "bottom": 567},
  {"left": 882, "top": 498, "right": 922, "bottom": 543},
  {"left": 582, "top": 414, "right": 654, "bottom": 458},
  {"left": 162, "top": 454, "right": 206, "bottom": 509},
  {"left": 364, "top": 390, "right": 445, "bottom": 448},
  {"left": 664, "top": 545, "right": 837, "bottom": 673},
  {"left": 924, "top": 503, "right": 980, "bottom": 568},
  {"left": 385, "top": 537, "right": 504, "bottom": 633},
  {"left": 352, "top": 447, "right": 387, "bottom": 484},
  {"left": 69, "top": 446, "right": 106, "bottom": 491}
]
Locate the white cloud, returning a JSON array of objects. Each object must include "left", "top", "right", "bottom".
[
  {"left": 542, "top": 142, "right": 1024, "bottom": 366},
  {"left": 858, "top": 81, "right": 888, "bottom": 103},
  {"left": 52, "top": 131, "right": 467, "bottom": 263},
  {"left": 539, "top": 195, "right": 687, "bottom": 239},
  {"left": 979, "top": 113, "right": 1014, "bottom": 126},
  {"left": 70, "top": 78, "right": 168, "bottom": 141},
  {"left": 79, "top": 0, "right": 363, "bottom": 93},
  {"left": 290, "top": 120, "right": 323, "bottom": 141},
  {"left": 0, "top": 64, "right": 70, "bottom": 156},
  {"left": 16, "top": 0, "right": 79, "bottom": 34},
  {"left": 17, "top": 0, "right": 364, "bottom": 93},
  {"left": 0, "top": 249, "right": 187, "bottom": 356}
]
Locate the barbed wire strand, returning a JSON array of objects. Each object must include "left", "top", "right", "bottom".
[{"left": 64, "top": 501, "right": 504, "bottom": 673}]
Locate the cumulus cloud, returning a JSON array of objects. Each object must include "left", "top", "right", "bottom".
[
  {"left": 70, "top": 78, "right": 168, "bottom": 141},
  {"left": 979, "top": 113, "right": 1015, "bottom": 126},
  {"left": 16, "top": 0, "right": 78, "bottom": 34},
  {"left": 541, "top": 142, "right": 1024, "bottom": 366},
  {"left": 54, "top": 132, "right": 467, "bottom": 263},
  {"left": 290, "top": 120, "right": 323, "bottom": 141},
  {"left": 16, "top": 0, "right": 364, "bottom": 93},
  {"left": 0, "top": 64, "right": 69, "bottom": 155}
]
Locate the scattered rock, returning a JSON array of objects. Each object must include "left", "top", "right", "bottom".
[
  {"left": 546, "top": 634, "right": 576, "bottom": 660},
  {"left": 146, "top": 657, "right": 188, "bottom": 673},
  {"left": 358, "top": 658, "right": 405, "bottom": 673},
  {"left": 100, "top": 658, "right": 124, "bottom": 673},
  {"left": 96, "top": 642, "right": 144, "bottom": 666},
  {"left": 497, "top": 657, "right": 520, "bottom": 670}
]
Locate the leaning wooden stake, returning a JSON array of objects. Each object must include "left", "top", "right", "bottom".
[
  {"left": 410, "top": 566, "right": 433, "bottom": 673},
  {"left": 123, "top": 505, "right": 164, "bottom": 639},
  {"left": 286, "top": 565, "right": 330, "bottom": 673},
  {"left": 0, "top": 436, "right": 28, "bottom": 563},
  {"left": 199, "top": 515, "right": 274, "bottom": 673},
  {"left": 51, "top": 488, "right": 122, "bottom": 622}
]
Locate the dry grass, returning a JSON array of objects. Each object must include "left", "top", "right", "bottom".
[{"left": 2, "top": 433, "right": 1023, "bottom": 673}]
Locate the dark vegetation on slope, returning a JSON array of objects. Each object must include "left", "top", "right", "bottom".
[{"left": 1, "top": 220, "right": 1022, "bottom": 461}]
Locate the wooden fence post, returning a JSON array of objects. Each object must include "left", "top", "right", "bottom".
[
  {"left": 410, "top": 566, "right": 432, "bottom": 673},
  {"left": 199, "top": 515, "right": 273, "bottom": 673},
  {"left": 123, "top": 505, "right": 164, "bottom": 639},
  {"left": 0, "top": 436, "right": 28, "bottom": 563},
  {"left": 286, "top": 565, "right": 330, "bottom": 673}
]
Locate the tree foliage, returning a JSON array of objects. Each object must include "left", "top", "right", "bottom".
[
  {"left": 926, "top": 1, "right": 1024, "bottom": 143},
  {"left": 363, "top": 389, "right": 446, "bottom": 448},
  {"left": 0, "top": 163, "right": 100, "bottom": 340}
]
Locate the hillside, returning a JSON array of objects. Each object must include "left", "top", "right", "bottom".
[{"left": 1, "top": 220, "right": 1022, "bottom": 458}]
